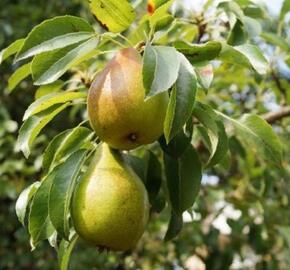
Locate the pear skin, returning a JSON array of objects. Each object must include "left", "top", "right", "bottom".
[
  {"left": 87, "top": 48, "right": 169, "bottom": 150},
  {"left": 71, "top": 143, "right": 149, "bottom": 251}
]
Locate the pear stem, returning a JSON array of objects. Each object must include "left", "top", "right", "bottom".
[
  {"left": 104, "top": 36, "right": 127, "bottom": 49},
  {"left": 117, "top": 33, "right": 134, "bottom": 47}
]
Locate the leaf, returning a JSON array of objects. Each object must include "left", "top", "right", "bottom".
[
  {"left": 8, "top": 62, "right": 31, "bottom": 93},
  {"left": 15, "top": 182, "right": 40, "bottom": 225},
  {"left": 143, "top": 43, "right": 180, "bottom": 98},
  {"left": 227, "top": 19, "right": 246, "bottom": 46},
  {"left": 173, "top": 41, "right": 222, "bottom": 63},
  {"left": 18, "top": 32, "right": 95, "bottom": 61},
  {"left": 277, "top": 226, "right": 290, "bottom": 247},
  {"left": 243, "top": 16, "right": 262, "bottom": 38},
  {"left": 194, "top": 62, "right": 213, "bottom": 89},
  {"left": 148, "top": 0, "right": 174, "bottom": 28},
  {"left": 48, "top": 230, "right": 58, "bottom": 248},
  {"left": 218, "top": 1, "right": 244, "bottom": 21},
  {"left": 35, "top": 80, "right": 63, "bottom": 99},
  {"left": 261, "top": 32, "right": 290, "bottom": 52},
  {"left": 217, "top": 112, "right": 283, "bottom": 166},
  {"left": 58, "top": 234, "right": 79, "bottom": 270},
  {"left": 90, "top": 0, "right": 136, "bottom": 33},
  {"left": 164, "top": 145, "right": 202, "bottom": 215},
  {"left": 164, "top": 53, "right": 197, "bottom": 143},
  {"left": 49, "top": 149, "right": 87, "bottom": 238},
  {"left": 242, "top": 3, "right": 265, "bottom": 18},
  {"left": 24, "top": 91, "right": 86, "bottom": 120},
  {"left": 16, "top": 16, "right": 94, "bottom": 61},
  {"left": 144, "top": 151, "right": 162, "bottom": 203},
  {"left": 0, "top": 39, "right": 24, "bottom": 64},
  {"left": 147, "top": 0, "right": 170, "bottom": 14},
  {"left": 164, "top": 211, "right": 183, "bottom": 241},
  {"left": 16, "top": 103, "right": 70, "bottom": 158},
  {"left": 193, "top": 102, "right": 229, "bottom": 168},
  {"left": 280, "top": 0, "right": 290, "bottom": 19},
  {"left": 128, "top": 20, "right": 150, "bottom": 45},
  {"left": 154, "top": 15, "right": 174, "bottom": 32},
  {"left": 42, "top": 130, "right": 69, "bottom": 170},
  {"left": 219, "top": 43, "right": 268, "bottom": 75},
  {"left": 28, "top": 173, "right": 55, "bottom": 249},
  {"left": 196, "top": 125, "right": 212, "bottom": 150},
  {"left": 160, "top": 121, "right": 193, "bottom": 158},
  {"left": 122, "top": 154, "right": 146, "bottom": 181},
  {"left": 43, "top": 127, "right": 93, "bottom": 172},
  {"left": 142, "top": 43, "right": 157, "bottom": 93},
  {"left": 32, "top": 37, "right": 98, "bottom": 85}
]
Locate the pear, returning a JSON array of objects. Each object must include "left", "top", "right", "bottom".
[
  {"left": 71, "top": 143, "right": 149, "bottom": 251},
  {"left": 87, "top": 48, "right": 169, "bottom": 150}
]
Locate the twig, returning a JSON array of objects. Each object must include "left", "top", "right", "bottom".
[
  {"left": 271, "top": 71, "right": 287, "bottom": 105},
  {"left": 262, "top": 106, "right": 290, "bottom": 124}
]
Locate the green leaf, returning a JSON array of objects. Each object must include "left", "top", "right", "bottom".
[
  {"left": 280, "top": 0, "right": 290, "bottom": 19},
  {"left": 285, "top": 55, "right": 290, "bottom": 67},
  {"left": 17, "top": 32, "right": 95, "bottom": 61},
  {"left": 196, "top": 125, "right": 212, "bottom": 150},
  {"left": 148, "top": 0, "right": 174, "bottom": 28},
  {"left": 90, "top": 0, "right": 136, "bottom": 33},
  {"left": 16, "top": 16, "right": 94, "bottom": 61},
  {"left": 32, "top": 37, "right": 98, "bottom": 85},
  {"left": 8, "top": 62, "right": 31, "bottom": 93},
  {"left": 277, "top": 226, "right": 290, "bottom": 247},
  {"left": 49, "top": 149, "right": 87, "bottom": 238},
  {"left": 154, "top": 14, "right": 174, "bottom": 32},
  {"left": 261, "top": 32, "right": 290, "bottom": 52},
  {"left": 164, "top": 211, "right": 183, "bottom": 241},
  {"left": 144, "top": 151, "right": 162, "bottom": 203},
  {"left": 48, "top": 230, "right": 58, "bottom": 248},
  {"left": 194, "top": 62, "right": 213, "bottom": 89},
  {"left": 164, "top": 146, "right": 202, "bottom": 215},
  {"left": 122, "top": 154, "right": 146, "bottom": 181},
  {"left": 219, "top": 43, "right": 268, "bottom": 75},
  {"left": 193, "top": 102, "right": 229, "bottom": 168},
  {"left": 218, "top": 1, "right": 244, "bottom": 21},
  {"left": 28, "top": 174, "right": 55, "bottom": 249},
  {"left": 128, "top": 20, "right": 150, "bottom": 45},
  {"left": 147, "top": 0, "right": 170, "bottom": 12},
  {"left": 173, "top": 41, "right": 222, "bottom": 63},
  {"left": 160, "top": 121, "right": 193, "bottom": 158},
  {"left": 24, "top": 91, "right": 86, "bottom": 120},
  {"left": 243, "top": 5, "right": 265, "bottom": 18},
  {"left": 217, "top": 112, "right": 283, "bottom": 166},
  {"left": 143, "top": 43, "right": 180, "bottom": 97},
  {"left": 164, "top": 53, "right": 197, "bottom": 143},
  {"left": 58, "top": 234, "right": 79, "bottom": 270},
  {"left": 35, "top": 80, "right": 63, "bottom": 99},
  {"left": 15, "top": 182, "right": 40, "bottom": 225},
  {"left": 243, "top": 16, "right": 262, "bottom": 38},
  {"left": 0, "top": 39, "right": 24, "bottom": 64},
  {"left": 16, "top": 103, "right": 70, "bottom": 158},
  {"left": 227, "top": 19, "right": 246, "bottom": 46},
  {"left": 43, "top": 127, "right": 93, "bottom": 172}
]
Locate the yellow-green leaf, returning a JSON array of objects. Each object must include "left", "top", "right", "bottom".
[{"left": 90, "top": 0, "right": 136, "bottom": 33}]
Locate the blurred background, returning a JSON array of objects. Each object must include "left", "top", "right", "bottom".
[{"left": 0, "top": 0, "right": 290, "bottom": 269}]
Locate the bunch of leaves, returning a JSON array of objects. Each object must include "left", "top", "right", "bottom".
[{"left": 1, "top": 0, "right": 288, "bottom": 269}]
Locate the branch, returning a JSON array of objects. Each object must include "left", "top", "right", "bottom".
[
  {"left": 271, "top": 71, "right": 287, "bottom": 105},
  {"left": 262, "top": 106, "right": 290, "bottom": 124}
]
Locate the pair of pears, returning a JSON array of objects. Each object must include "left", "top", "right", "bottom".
[{"left": 72, "top": 48, "right": 169, "bottom": 251}]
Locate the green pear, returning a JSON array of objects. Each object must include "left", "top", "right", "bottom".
[
  {"left": 87, "top": 47, "right": 169, "bottom": 150},
  {"left": 71, "top": 143, "right": 149, "bottom": 251}
]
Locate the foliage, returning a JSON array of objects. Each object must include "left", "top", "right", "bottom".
[{"left": 1, "top": 0, "right": 290, "bottom": 269}]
